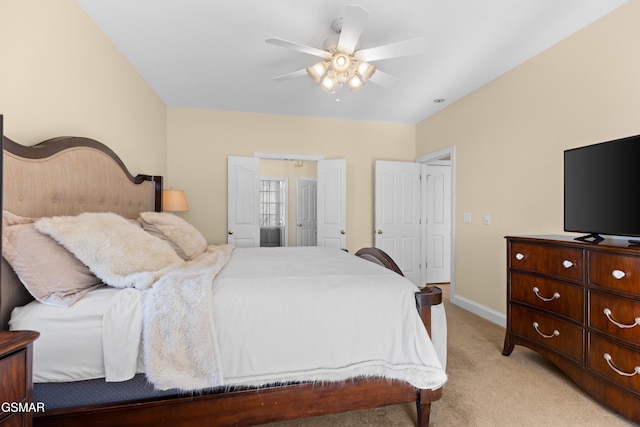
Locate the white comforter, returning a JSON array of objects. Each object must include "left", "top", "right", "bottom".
[
  {"left": 11, "top": 247, "right": 447, "bottom": 391},
  {"left": 209, "top": 247, "right": 446, "bottom": 390}
]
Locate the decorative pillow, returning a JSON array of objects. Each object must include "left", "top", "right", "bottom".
[
  {"left": 138, "top": 212, "right": 208, "bottom": 260},
  {"left": 2, "top": 211, "right": 103, "bottom": 307},
  {"left": 35, "top": 212, "right": 184, "bottom": 290}
]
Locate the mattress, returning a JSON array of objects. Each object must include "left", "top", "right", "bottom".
[{"left": 10, "top": 247, "right": 447, "bottom": 386}]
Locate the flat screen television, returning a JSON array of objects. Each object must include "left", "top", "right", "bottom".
[{"left": 564, "top": 134, "right": 640, "bottom": 244}]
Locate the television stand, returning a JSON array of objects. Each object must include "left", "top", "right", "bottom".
[{"left": 574, "top": 233, "right": 604, "bottom": 243}]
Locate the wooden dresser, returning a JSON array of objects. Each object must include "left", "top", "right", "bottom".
[
  {"left": 503, "top": 235, "right": 640, "bottom": 423},
  {"left": 0, "top": 330, "right": 39, "bottom": 427}
]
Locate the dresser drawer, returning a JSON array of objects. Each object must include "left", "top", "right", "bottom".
[
  {"left": 510, "top": 242, "right": 583, "bottom": 281},
  {"left": 589, "top": 333, "right": 640, "bottom": 395},
  {"left": 510, "top": 272, "right": 583, "bottom": 322},
  {"left": 589, "top": 290, "right": 640, "bottom": 343},
  {"left": 0, "top": 349, "right": 27, "bottom": 404},
  {"left": 510, "top": 305, "right": 583, "bottom": 363},
  {"left": 590, "top": 251, "right": 640, "bottom": 293}
]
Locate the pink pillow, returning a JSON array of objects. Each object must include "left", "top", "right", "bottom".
[{"left": 2, "top": 211, "right": 103, "bottom": 307}]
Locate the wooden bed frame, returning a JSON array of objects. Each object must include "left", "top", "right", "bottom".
[{"left": 0, "top": 134, "right": 444, "bottom": 427}]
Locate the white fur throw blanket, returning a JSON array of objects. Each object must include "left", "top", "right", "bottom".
[{"left": 142, "top": 244, "right": 234, "bottom": 391}]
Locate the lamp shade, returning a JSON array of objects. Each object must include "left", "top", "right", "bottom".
[{"left": 162, "top": 189, "right": 189, "bottom": 212}]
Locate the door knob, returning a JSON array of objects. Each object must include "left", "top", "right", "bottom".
[
  {"left": 377, "top": 230, "right": 383, "bottom": 234},
  {"left": 228, "top": 230, "right": 234, "bottom": 235},
  {"left": 340, "top": 229, "right": 346, "bottom": 235}
]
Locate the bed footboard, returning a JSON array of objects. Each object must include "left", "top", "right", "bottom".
[{"left": 415, "top": 286, "right": 443, "bottom": 426}]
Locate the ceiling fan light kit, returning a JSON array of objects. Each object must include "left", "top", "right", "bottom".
[
  {"left": 266, "top": 5, "right": 426, "bottom": 95},
  {"left": 308, "top": 53, "right": 376, "bottom": 93}
]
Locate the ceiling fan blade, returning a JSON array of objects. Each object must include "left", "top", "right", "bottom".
[
  {"left": 273, "top": 69, "right": 308, "bottom": 82},
  {"left": 355, "top": 37, "right": 427, "bottom": 62},
  {"left": 367, "top": 69, "right": 400, "bottom": 88},
  {"left": 337, "top": 5, "right": 369, "bottom": 55},
  {"left": 266, "top": 38, "right": 332, "bottom": 60}
]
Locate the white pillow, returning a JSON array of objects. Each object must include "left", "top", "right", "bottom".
[
  {"left": 36, "top": 212, "right": 184, "bottom": 290},
  {"left": 139, "top": 212, "right": 207, "bottom": 260}
]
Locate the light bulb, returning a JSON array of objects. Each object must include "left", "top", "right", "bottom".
[{"left": 331, "top": 53, "right": 351, "bottom": 73}]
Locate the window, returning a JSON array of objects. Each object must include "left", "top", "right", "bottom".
[{"left": 259, "top": 179, "right": 286, "bottom": 227}]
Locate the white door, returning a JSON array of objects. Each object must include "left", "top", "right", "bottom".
[
  {"left": 295, "top": 178, "right": 317, "bottom": 246},
  {"left": 425, "top": 164, "right": 452, "bottom": 283},
  {"left": 227, "top": 156, "right": 260, "bottom": 247},
  {"left": 374, "top": 160, "right": 423, "bottom": 285},
  {"left": 317, "top": 159, "right": 347, "bottom": 249}
]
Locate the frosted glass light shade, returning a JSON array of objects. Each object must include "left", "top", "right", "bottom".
[
  {"left": 306, "top": 62, "right": 328, "bottom": 83},
  {"left": 348, "top": 75, "right": 364, "bottom": 92},
  {"left": 357, "top": 62, "right": 376, "bottom": 81},
  {"left": 320, "top": 75, "right": 336, "bottom": 93}
]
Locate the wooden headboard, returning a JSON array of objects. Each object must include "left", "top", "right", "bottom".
[{"left": 1, "top": 135, "right": 162, "bottom": 329}]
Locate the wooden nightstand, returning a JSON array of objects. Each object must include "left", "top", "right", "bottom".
[{"left": 0, "top": 330, "right": 39, "bottom": 427}]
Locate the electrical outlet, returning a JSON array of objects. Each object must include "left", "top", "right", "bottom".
[
  {"left": 483, "top": 213, "right": 491, "bottom": 225},
  {"left": 463, "top": 212, "right": 472, "bottom": 223}
]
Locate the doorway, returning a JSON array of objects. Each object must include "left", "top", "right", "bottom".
[
  {"left": 417, "top": 146, "right": 455, "bottom": 297},
  {"left": 259, "top": 159, "right": 317, "bottom": 247},
  {"left": 373, "top": 147, "right": 455, "bottom": 289},
  {"left": 259, "top": 178, "right": 287, "bottom": 247},
  {"left": 228, "top": 155, "right": 347, "bottom": 249}
]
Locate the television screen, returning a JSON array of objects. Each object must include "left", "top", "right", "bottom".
[{"left": 564, "top": 134, "right": 640, "bottom": 241}]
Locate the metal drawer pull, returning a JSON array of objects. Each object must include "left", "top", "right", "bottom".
[
  {"left": 603, "top": 353, "right": 640, "bottom": 377},
  {"left": 515, "top": 253, "right": 524, "bottom": 261},
  {"left": 532, "top": 287, "right": 560, "bottom": 302},
  {"left": 603, "top": 308, "right": 640, "bottom": 329},
  {"left": 611, "top": 269, "right": 626, "bottom": 280},
  {"left": 532, "top": 322, "right": 559, "bottom": 339},
  {"left": 562, "top": 260, "right": 574, "bottom": 269}
]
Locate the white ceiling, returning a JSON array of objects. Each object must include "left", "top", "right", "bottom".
[{"left": 76, "top": 0, "right": 627, "bottom": 125}]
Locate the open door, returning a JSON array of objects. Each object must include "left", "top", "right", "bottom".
[
  {"left": 317, "top": 159, "right": 347, "bottom": 249},
  {"left": 424, "top": 163, "right": 452, "bottom": 283},
  {"left": 227, "top": 156, "right": 260, "bottom": 247},
  {"left": 374, "top": 160, "right": 423, "bottom": 285}
]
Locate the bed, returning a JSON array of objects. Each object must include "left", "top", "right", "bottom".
[{"left": 0, "top": 134, "right": 446, "bottom": 427}]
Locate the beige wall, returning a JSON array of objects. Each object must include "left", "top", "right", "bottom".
[
  {"left": 416, "top": 0, "right": 640, "bottom": 315},
  {"left": 167, "top": 108, "right": 415, "bottom": 251},
  {"left": 0, "top": 0, "right": 167, "bottom": 176},
  {"left": 5, "top": 0, "right": 639, "bottom": 318}
]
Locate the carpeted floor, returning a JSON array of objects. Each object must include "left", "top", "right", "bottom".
[{"left": 264, "top": 287, "right": 638, "bottom": 426}]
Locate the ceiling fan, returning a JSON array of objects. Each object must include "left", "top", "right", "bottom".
[{"left": 266, "top": 5, "right": 427, "bottom": 94}]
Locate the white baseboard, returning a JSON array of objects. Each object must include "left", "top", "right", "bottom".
[{"left": 450, "top": 293, "right": 506, "bottom": 328}]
